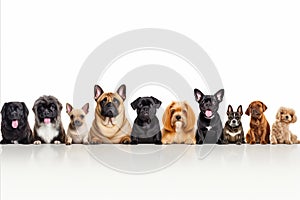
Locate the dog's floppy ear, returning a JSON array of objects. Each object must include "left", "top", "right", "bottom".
[
  {"left": 66, "top": 103, "right": 73, "bottom": 114},
  {"left": 194, "top": 88, "right": 204, "bottom": 102},
  {"left": 237, "top": 105, "right": 243, "bottom": 116},
  {"left": 82, "top": 103, "right": 89, "bottom": 115},
  {"left": 276, "top": 107, "right": 283, "bottom": 120},
  {"left": 131, "top": 97, "right": 141, "bottom": 110},
  {"left": 21, "top": 102, "right": 29, "bottom": 117},
  {"left": 227, "top": 105, "right": 233, "bottom": 115},
  {"left": 184, "top": 101, "right": 196, "bottom": 132},
  {"left": 260, "top": 101, "right": 267, "bottom": 112},
  {"left": 116, "top": 84, "right": 126, "bottom": 101},
  {"left": 151, "top": 96, "right": 162, "bottom": 109},
  {"left": 1, "top": 103, "right": 8, "bottom": 120},
  {"left": 162, "top": 102, "right": 175, "bottom": 131},
  {"left": 215, "top": 89, "right": 224, "bottom": 103},
  {"left": 245, "top": 104, "right": 251, "bottom": 116},
  {"left": 94, "top": 85, "right": 104, "bottom": 101},
  {"left": 291, "top": 111, "right": 297, "bottom": 123}
]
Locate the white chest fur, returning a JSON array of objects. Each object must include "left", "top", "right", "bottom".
[
  {"left": 226, "top": 130, "right": 242, "bottom": 137},
  {"left": 37, "top": 125, "right": 59, "bottom": 143}
]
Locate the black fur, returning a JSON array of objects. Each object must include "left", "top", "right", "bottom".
[
  {"left": 1, "top": 102, "right": 33, "bottom": 144},
  {"left": 130, "top": 96, "right": 162, "bottom": 144},
  {"left": 194, "top": 89, "right": 225, "bottom": 144}
]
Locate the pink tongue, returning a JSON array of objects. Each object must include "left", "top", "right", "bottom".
[
  {"left": 205, "top": 110, "right": 213, "bottom": 117},
  {"left": 44, "top": 118, "right": 51, "bottom": 124},
  {"left": 12, "top": 120, "right": 19, "bottom": 129}
]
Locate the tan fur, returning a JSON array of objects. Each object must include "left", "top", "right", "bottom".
[
  {"left": 161, "top": 101, "right": 196, "bottom": 144},
  {"left": 88, "top": 92, "right": 131, "bottom": 144},
  {"left": 66, "top": 103, "right": 89, "bottom": 145},
  {"left": 271, "top": 107, "right": 300, "bottom": 144}
]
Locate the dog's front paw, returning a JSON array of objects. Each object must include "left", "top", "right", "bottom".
[
  {"left": 54, "top": 140, "right": 61, "bottom": 144},
  {"left": 185, "top": 138, "right": 196, "bottom": 145},
  {"left": 131, "top": 140, "right": 138, "bottom": 145},
  {"left": 66, "top": 141, "right": 72, "bottom": 145},
  {"left": 236, "top": 141, "right": 242, "bottom": 145},
  {"left": 222, "top": 140, "right": 229, "bottom": 145},
  {"left": 249, "top": 140, "right": 256, "bottom": 145},
  {"left": 33, "top": 140, "right": 41, "bottom": 145},
  {"left": 120, "top": 136, "right": 131, "bottom": 144},
  {"left": 285, "top": 141, "right": 293, "bottom": 145},
  {"left": 260, "top": 140, "right": 267, "bottom": 145}
]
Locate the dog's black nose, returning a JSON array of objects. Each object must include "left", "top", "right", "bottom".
[
  {"left": 142, "top": 107, "right": 149, "bottom": 112},
  {"left": 107, "top": 102, "right": 113, "bottom": 107},
  {"left": 286, "top": 116, "right": 289, "bottom": 119},
  {"left": 176, "top": 115, "right": 181, "bottom": 120},
  {"left": 232, "top": 119, "right": 237, "bottom": 123},
  {"left": 74, "top": 120, "right": 81, "bottom": 126}
]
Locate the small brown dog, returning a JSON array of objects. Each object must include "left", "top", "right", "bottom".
[
  {"left": 65, "top": 103, "right": 89, "bottom": 145},
  {"left": 161, "top": 101, "right": 196, "bottom": 144},
  {"left": 245, "top": 101, "right": 270, "bottom": 144},
  {"left": 271, "top": 107, "right": 300, "bottom": 144}
]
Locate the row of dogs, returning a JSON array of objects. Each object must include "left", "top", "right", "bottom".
[{"left": 1, "top": 84, "right": 299, "bottom": 145}]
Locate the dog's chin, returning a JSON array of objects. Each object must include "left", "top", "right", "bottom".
[{"left": 102, "top": 117, "right": 116, "bottom": 127}]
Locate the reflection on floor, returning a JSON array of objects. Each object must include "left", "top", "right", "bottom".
[{"left": 1, "top": 144, "right": 299, "bottom": 199}]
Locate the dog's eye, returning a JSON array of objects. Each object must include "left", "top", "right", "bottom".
[
  {"left": 280, "top": 112, "right": 284, "bottom": 115},
  {"left": 50, "top": 104, "right": 56, "bottom": 110},
  {"left": 80, "top": 115, "right": 84, "bottom": 119},
  {"left": 70, "top": 115, "right": 74, "bottom": 120},
  {"left": 183, "top": 110, "right": 187, "bottom": 115},
  {"left": 102, "top": 97, "right": 107, "bottom": 103}
]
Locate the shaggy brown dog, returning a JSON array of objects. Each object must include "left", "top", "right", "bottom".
[
  {"left": 245, "top": 101, "right": 270, "bottom": 144},
  {"left": 161, "top": 101, "right": 196, "bottom": 144},
  {"left": 271, "top": 107, "right": 300, "bottom": 144}
]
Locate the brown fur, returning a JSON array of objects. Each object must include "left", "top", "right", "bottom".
[
  {"left": 245, "top": 101, "right": 270, "bottom": 144},
  {"left": 88, "top": 85, "right": 131, "bottom": 144},
  {"left": 161, "top": 101, "right": 196, "bottom": 144},
  {"left": 271, "top": 107, "right": 300, "bottom": 144}
]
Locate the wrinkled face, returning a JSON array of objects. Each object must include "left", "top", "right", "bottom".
[
  {"left": 169, "top": 102, "right": 188, "bottom": 128},
  {"left": 277, "top": 107, "right": 296, "bottom": 123},
  {"left": 33, "top": 96, "right": 62, "bottom": 125},
  {"left": 246, "top": 101, "right": 266, "bottom": 119},
  {"left": 98, "top": 93, "right": 121, "bottom": 118},
  {"left": 1, "top": 102, "right": 28, "bottom": 129},
  {"left": 131, "top": 97, "right": 161, "bottom": 122},
  {"left": 227, "top": 111, "right": 242, "bottom": 127},
  {"left": 199, "top": 96, "right": 220, "bottom": 117}
]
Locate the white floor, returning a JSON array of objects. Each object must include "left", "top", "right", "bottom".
[{"left": 1, "top": 144, "right": 299, "bottom": 200}]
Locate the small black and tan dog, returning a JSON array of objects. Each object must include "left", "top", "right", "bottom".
[
  {"left": 1, "top": 102, "right": 33, "bottom": 144},
  {"left": 32, "top": 95, "right": 66, "bottom": 144},
  {"left": 223, "top": 105, "right": 245, "bottom": 145},
  {"left": 194, "top": 88, "right": 224, "bottom": 144},
  {"left": 130, "top": 96, "right": 162, "bottom": 144}
]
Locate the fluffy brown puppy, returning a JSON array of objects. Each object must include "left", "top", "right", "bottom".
[
  {"left": 245, "top": 101, "right": 270, "bottom": 144},
  {"left": 161, "top": 101, "right": 196, "bottom": 144},
  {"left": 88, "top": 84, "right": 131, "bottom": 144},
  {"left": 271, "top": 107, "right": 300, "bottom": 144}
]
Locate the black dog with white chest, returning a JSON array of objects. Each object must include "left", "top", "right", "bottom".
[
  {"left": 223, "top": 105, "right": 244, "bottom": 145},
  {"left": 1, "top": 102, "right": 33, "bottom": 144},
  {"left": 130, "top": 96, "right": 162, "bottom": 144},
  {"left": 194, "top": 89, "right": 225, "bottom": 144}
]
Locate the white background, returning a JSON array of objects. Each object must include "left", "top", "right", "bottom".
[{"left": 1, "top": 0, "right": 300, "bottom": 199}]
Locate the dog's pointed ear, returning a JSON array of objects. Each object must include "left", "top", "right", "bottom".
[
  {"left": 245, "top": 104, "right": 251, "bottom": 116},
  {"left": 215, "top": 89, "right": 224, "bottom": 102},
  {"left": 82, "top": 103, "right": 89, "bottom": 115},
  {"left": 151, "top": 96, "right": 162, "bottom": 109},
  {"left": 194, "top": 88, "right": 204, "bottom": 102},
  {"left": 94, "top": 85, "right": 104, "bottom": 101},
  {"left": 260, "top": 101, "right": 267, "bottom": 112},
  {"left": 1, "top": 103, "right": 8, "bottom": 120},
  {"left": 237, "top": 105, "right": 243, "bottom": 116},
  {"left": 227, "top": 105, "right": 233, "bottom": 115},
  {"left": 131, "top": 97, "right": 141, "bottom": 110},
  {"left": 116, "top": 84, "right": 126, "bottom": 101},
  {"left": 21, "top": 102, "right": 29, "bottom": 117},
  {"left": 66, "top": 103, "right": 73, "bottom": 114}
]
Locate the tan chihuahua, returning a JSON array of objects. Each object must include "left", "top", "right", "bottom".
[{"left": 66, "top": 103, "right": 89, "bottom": 145}]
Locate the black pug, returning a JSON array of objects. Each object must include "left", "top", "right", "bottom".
[
  {"left": 32, "top": 95, "right": 66, "bottom": 144},
  {"left": 194, "top": 89, "right": 225, "bottom": 144},
  {"left": 130, "top": 96, "right": 162, "bottom": 144},
  {"left": 1, "top": 102, "right": 33, "bottom": 144}
]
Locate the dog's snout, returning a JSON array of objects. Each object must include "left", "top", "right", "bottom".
[
  {"left": 107, "top": 102, "right": 113, "bottom": 107},
  {"left": 45, "top": 109, "right": 50, "bottom": 115},
  {"left": 285, "top": 115, "right": 289, "bottom": 120},
  {"left": 142, "top": 107, "right": 149, "bottom": 112},
  {"left": 74, "top": 120, "right": 81, "bottom": 126},
  {"left": 232, "top": 119, "right": 237, "bottom": 124},
  {"left": 176, "top": 115, "right": 181, "bottom": 120}
]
